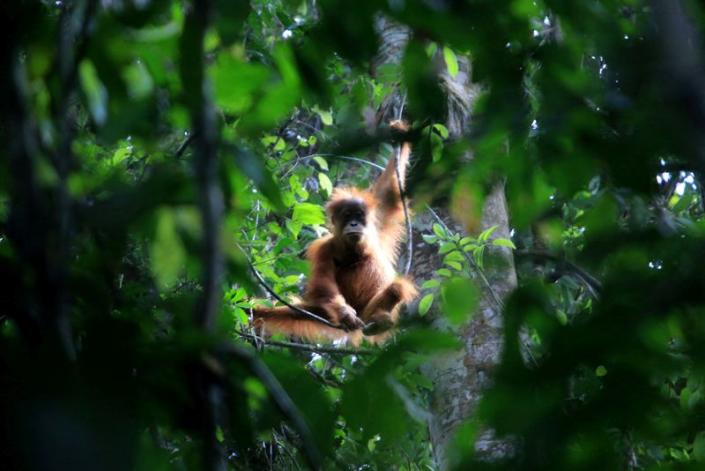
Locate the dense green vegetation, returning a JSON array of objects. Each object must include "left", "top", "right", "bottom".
[{"left": 3, "top": 0, "right": 705, "bottom": 469}]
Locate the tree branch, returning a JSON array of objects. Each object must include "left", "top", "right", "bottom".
[
  {"left": 516, "top": 250, "right": 602, "bottom": 299},
  {"left": 236, "top": 330, "right": 373, "bottom": 355},
  {"left": 427, "top": 206, "right": 506, "bottom": 310},
  {"left": 236, "top": 243, "right": 346, "bottom": 330},
  {"left": 181, "top": 0, "right": 225, "bottom": 469}
]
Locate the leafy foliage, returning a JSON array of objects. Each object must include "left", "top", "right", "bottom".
[{"left": 3, "top": 0, "right": 705, "bottom": 470}]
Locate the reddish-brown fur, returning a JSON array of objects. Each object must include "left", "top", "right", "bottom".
[{"left": 251, "top": 121, "right": 418, "bottom": 344}]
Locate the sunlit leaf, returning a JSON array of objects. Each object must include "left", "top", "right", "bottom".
[
  {"left": 292, "top": 202, "right": 326, "bottom": 226},
  {"left": 492, "top": 238, "right": 516, "bottom": 249},
  {"left": 478, "top": 225, "right": 498, "bottom": 243},
  {"left": 318, "top": 172, "right": 333, "bottom": 195},
  {"left": 443, "top": 46, "right": 459, "bottom": 78},
  {"left": 312, "top": 156, "right": 329, "bottom": 170},
  {"left": 422, "top": 279, "right": 441, "bottom": 290},
  {"left": 432, "top": 223, "right": 446, "bottom": 238},
  {"left": 210, "top": 54, "right": 269, "bottom": 114},
  {"left": 418, "top": 293, "right": 434, "bottom": 316},
  {"left": 123, "top": 60, "right": 154, "bottom": 100},
  {"left": 79, "top": 59, "right": 108, "bottom": 126}
]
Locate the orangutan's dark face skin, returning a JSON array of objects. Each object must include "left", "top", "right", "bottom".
[{"left": 334, "top": 200, "right": 368, "bottom": 245}]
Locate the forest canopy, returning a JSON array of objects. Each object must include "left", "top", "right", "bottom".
[{"left": 2, "top": 0, "right": 705, "bottom": 470}]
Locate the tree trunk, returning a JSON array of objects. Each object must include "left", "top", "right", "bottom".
[
  {"left": 422, "top": 59, "right": 518, "bottom": 470},
  {"left": 418, "top": 186, "right": 517, "bottom": 469},
  {"left": 374, "top": 17, "right": 518, "bottom": 470}
]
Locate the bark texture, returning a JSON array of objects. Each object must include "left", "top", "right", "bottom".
[
  {"left": 418, "top": 187, "right": 517, "bottom": 468},
  {"left": 374, "top": 16, "right": 518, "bottom": 469},
  {"left": 423, "top": 58, "right": 517, "bottom": 469}
]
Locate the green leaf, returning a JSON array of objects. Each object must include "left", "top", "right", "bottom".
[
  {"left": 318, "top": 172, "right": 333, "bottom": 195},
  {"left": 492, "top": 238, "right": 516, "bottom": 249},
  {"left": 418, "top": 293, "right": 434, "bottom": 316},
  {"left": 556, "top": 310, "right": 568, "bottom": 326},
  {"left": 438, "top": 242, "right": 456, "bottom": 255},
  {"left": 214, "top": 0, "right": 250, "bottom": 44},
  {"left": 112, "top": 144, "right": 132, "bottom": 164},
  {"left": 240, "top": 44, "right": 301, "bottom": 132},
  {"left": 313, "top": 105, "right": 333, "bottom": 126},
  {"left": 478, "top": 225, "right": 498, "bottom": 242},
  {"left": 232, "top": 145, "right": 284, "bottom": 210},
  {"left": 292, "top": 202, "right": 326, "bottom": 226},
  {"left": 233, "top": 308, "right": 248, "bottom": 325},
  {"left": 433, "top": 123, "right": 449, "bottom": 139},
  {"left": 432, "top": 223, "right": 446, "bottom": 238},
  {"left": 672, "top": 192, "right": 694, "bottom": 213},
  {"left": 444, "top": 260, "right": 462, "bottom": 271},
  {"left": 462, "top": 243, "right": 479, "bottom": 252},
  {"left": 422, "top": 234, "right": 438, "bottom": 244},
  {"left": 511, "top": 0, "right": 540, "bottom": 17},
  {"left": 421, "top": 279, "right": 441, "bottom": 289},
  {"left": 79, "top": 60, "right": 107, "bottom": 126},
  {"left": 150, "top": 209, "right": 185, "bottom": 289},
  {"left": 210, "top": 54, "right": 269, "bottom": 114},
  {"left": 441, "top": 278, "right": 478, "bottom": 325},
  {"left": 694, "top": 432, "right": 705, "bottom": 461},
  {"left": 312, "top": 156, "right": 329, "bottom": 170},
  {"left": 461, "top": 236, "right": 476, "bottom": 246},
  {"left": 443, "top": 46, "right": 459, "bottom": 78},
  {"left": 680, "top": 387, "right": 691, "bottom": 410},
  {"left": 473, "top": 245, "right": 485, "bottom": 269},
  {"left": 444, "top": 250, "right": 464, "bottom": 263},
  {"left": 122, "top": 60, "right": 154, "bottom": 100}
]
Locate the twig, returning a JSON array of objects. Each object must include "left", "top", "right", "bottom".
[
  {"left": 298, "top": 153, "right": 385, "bottom": 171},
  {"left": 175, "top": 130, "right": 197, "bottom": 158},
  {"left": 236, "top": 330, "right": 373, "bottom": 355},
  {"left": 426, "top": 207, "right": 505, "bottom": 310},
  {"left": 235, "top": 243, "right": 346, "bottom": 330},
  {"left": 516, "top": 250, "right": 602, "bottom": 299},
  {"left": 426, "top": 209, "right": 541, "bottom": 367},
  {"left": 275, "top": 428, "right": 304, "bottom": 471},
  {"left": 224, "top": 343, "right": 323, "bottom": 470}
]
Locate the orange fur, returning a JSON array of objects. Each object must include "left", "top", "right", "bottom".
[{"left": 251, "top": 121, "right": 416, "bottom": 344}]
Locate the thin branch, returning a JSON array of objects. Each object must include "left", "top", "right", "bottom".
[
  {"left": 275, "top": 428, "right": 305, "bottom": 471},
  {"left": 236, "top": 330, "right": 373, "bottom": 355},
  {"left": 175, "top": 130, "right": 198, "bottom": 159},
  {"left": 235, "top": 242, "right": 346, "bottom": 330},
  {"left": 426, "top": 207, "right": 505, "bottom": 310},
  {"left": 300, "top": 153, "right": 385, "bottom": 171},
  {"left": 516, "top": 250, "right": 602, "bottom": 299}
]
